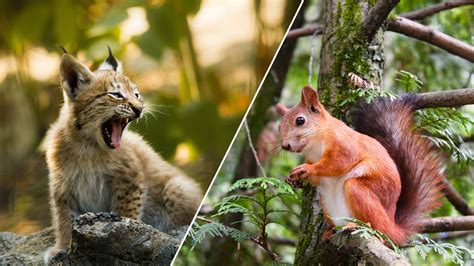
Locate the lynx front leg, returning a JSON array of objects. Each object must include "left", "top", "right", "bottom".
[
  {"left": 142, "top": 174, "right": 202, "bottom": 231},
  {"left": 113, "top": 182, "right": 143, "bottom": 220},
  {"left": 44, "top": 180, "right": 72, "bottom": 263}
]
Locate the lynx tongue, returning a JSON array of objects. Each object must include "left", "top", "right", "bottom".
[{"left": 111, "top": 120, "right": 123, "bottom": 149}]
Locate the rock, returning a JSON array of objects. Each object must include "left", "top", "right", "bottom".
[
  {"left": 0, "top": 212, "right": 187, "bottom": 265},
  {"left": 0, "top": 228, "right": 55, "bottom": 264}
]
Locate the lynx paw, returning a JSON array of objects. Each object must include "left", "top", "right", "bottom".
[{"left": 44, "top": 246, "right": 69, "bottom": 264}]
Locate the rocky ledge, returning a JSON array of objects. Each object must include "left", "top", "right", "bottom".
[{"left": 0, "top": 212, "right": 187, "bottom": 265}]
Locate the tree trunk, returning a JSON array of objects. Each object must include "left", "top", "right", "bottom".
[{"left": 294, "top": 0, "right": 408, "bottom": 265}]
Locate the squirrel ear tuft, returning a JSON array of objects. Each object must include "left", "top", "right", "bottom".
[
  {"left": 276, "top": 103, "right": 288, "bottom": 116},
  {"left": 301, "top": 86, "right": 319, "bottom": 107},
  {"left": 98, "top": 46, "right": 123, "bottom": 73}
]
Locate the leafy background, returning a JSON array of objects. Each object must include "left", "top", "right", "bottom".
[
  {"left": 0, "top": 0, "right": 299, "bottom": 234},
  {"left": 176, "top": 0, "right": 474, "bottom": 265}
]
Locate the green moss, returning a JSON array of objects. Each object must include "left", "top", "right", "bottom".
[
  {"left": 329, "top": 0, "right": 372, "bottom": 117},
  {"left": 294, "top": 187, "right": 322, "bottom": 265},
  {"left": 388, "top": 12, "right": 398, "bottom": 21}
]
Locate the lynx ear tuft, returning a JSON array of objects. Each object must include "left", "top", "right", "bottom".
[
  {"left": 98, "top": 46, "right": 123, "bottom": 74},
  {"left": 57, "top": 45, "right": 68, "bottom": 54},
  {"left": 60, "top": 54, "right": 94, "bottom": 100}
]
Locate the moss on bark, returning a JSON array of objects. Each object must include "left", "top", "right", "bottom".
[{"left": 295, "top": 0, "right": 388, "bottom": 264}]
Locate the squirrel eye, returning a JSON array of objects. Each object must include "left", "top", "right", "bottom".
[
  {"left": 296, "top": 116, "right": 305, "bottom": 126},
  {"left": 135, "top": 92, "right": 140, "bottom": 98},
  {"left": 108, "top": 92, "right": 124, "bottom": 99}
]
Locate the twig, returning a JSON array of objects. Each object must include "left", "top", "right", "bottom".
[
  {"left": 196, "top": 216, "right": 279, "bottom": 260},
  {"left": 387, "top": 16, "right": 474, "bottom": 62},
  {"left": 420, "top": 216, "right": 474, "bottom": 233},
  {"left": 414, "top": 88, "right": 474, "bottom": 109},
  {"left": 464, "top": 70, "right": 473, "bottom": 88},
  {"left": 244, "top": 119, "right": 267, "bottom": 178},
  {"left": 286, "top": 16, "right": 474, "bottom": 63},
  {"left": 442, "top": 180, "right": 474, "bottom": 215},
  {"left": 250, "top": 236, "right": 280, "bottom": 261},
  {"left": 268, "top": 236, "right": 297, "bottom": 246},
  {"left": 431, "top": 231, "right": 473, "bottom": 242},
  {"left": 359, "top": 0, "right": 400, "bottom": 41},
  {"left": 196, "top": 216, "right": 216, "bottom": 224},
  {"left": 400, "top": 1, "right": 474, "bottom": 20},
  {"left": 286, "top": 25, "right": 323, "bottom": 39},
  {"left": 463, "top": 134, "right": 474, "bottom": 142},
  {"left": 308, "top": 29, "right": 319, "bottom": 85}
]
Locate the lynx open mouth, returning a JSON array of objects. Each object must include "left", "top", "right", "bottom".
[{"left": 101, "top": 117, "right": 130, "bottom": 149}]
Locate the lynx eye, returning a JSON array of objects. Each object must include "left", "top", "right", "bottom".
[
  {"left": 108, "top": 92, "right": 124, "bottom": 99},
  {"left": 296, "top": 116, "right": 305, "bottom": 126}
]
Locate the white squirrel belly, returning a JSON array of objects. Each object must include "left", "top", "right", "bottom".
[{"left": 319, "top": 177, "right": 351, "bottom": 227}]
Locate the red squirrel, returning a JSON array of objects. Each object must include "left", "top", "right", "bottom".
[{"left": 276, "top": 86, "right": 444, "bottom": 245}]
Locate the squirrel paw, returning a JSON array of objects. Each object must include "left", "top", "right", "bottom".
[
  {"left": 290, "top": 163, "right": 312, "bottom": 180},
  {"left": 341, "top": 222, "right": 358, "bottom": 233},
  {"left": 322, "top": 228, "right": 334, "bottom": 242},
  {"left": 286, "top": 175, "right": 303, "bottom": 188}
]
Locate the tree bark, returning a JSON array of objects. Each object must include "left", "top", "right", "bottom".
[
  {"left": 387, "top": 17, "right": 474, "bottom": 62},
  {"left": 295, "top": 1, "right": 407, "bottom": 265},
  {"left": 286, "top": 25, "right": 323, "bottom": 39},
  {"left": 421, "top": 216, "right": 474, "bottom": 233},
  {"left": 359, "top": 0, "right": 400, "bottom": 40},
  {"left": 414, "top": 88, "right": 474, "bottom": 109},
  {"left": 400, "top": 1, "right": 474, "bottom": 21},
  {"left": 442, "top": 180, "right": 474, "bottom": 215}
]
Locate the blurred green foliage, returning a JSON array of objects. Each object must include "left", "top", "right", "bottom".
[
  {"left": 177, "top": 0, "right": 474, "bottom": 265},
  {"left": 0, "top": 0, "right": 293, "bottom": 234}
]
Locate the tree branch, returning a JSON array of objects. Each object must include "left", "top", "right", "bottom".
[
  {"left": 442, "top": 180, "right": 474, "bottom": 215},
  {"left": 286, "top": 25, "right": 323, "bottom": 39},
  {"left": 359, "top": 0, "right": 400, "bottom": 40},
  {"left": 431, "top": 231, "right": 473, "bottom": 242},
  {"left": 387, "top": 17, "right": 474, "bottom": 62},
  {"left": 268, "top": 236, "right": 296, "bottom": 246},
  {"left": 400, "top": 1, "right": 474, "bottom": 20},
  {"left": 321, "top": 232, "right": 409, "bottom": 265},
  {"left": 414, "top": 88, "right": 474, "bottom": 109},
  {"left": 421, "top": 216, "right": 474, "bottom": 233},
  {"left": 463, "top": 134, "right": 474, "bottom": 142}
]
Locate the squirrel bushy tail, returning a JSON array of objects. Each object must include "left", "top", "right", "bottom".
[{"left": 350, "top": 94, "right": 445, "bottom": 239}]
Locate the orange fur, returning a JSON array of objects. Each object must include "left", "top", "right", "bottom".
[{"left": 279, "top": 86, "right": 444, "bottom": 245}]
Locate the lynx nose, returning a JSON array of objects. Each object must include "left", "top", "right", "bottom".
[
  {"left": 130, "top": 105, "right": 143, "bottom": 118},
  {"left": 282, "top": 142, "right": 291, "bottom": 151}
]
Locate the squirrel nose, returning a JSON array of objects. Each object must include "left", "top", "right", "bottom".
[{"left": 282, "top": 142, "right": 291, "bottom": 151}]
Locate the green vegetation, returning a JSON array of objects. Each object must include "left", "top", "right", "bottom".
[
  {"left": 0, "top": 0, "right": 296, "bottom": 234},
  {"left": 177, "top": 0, "right": 474, "bottom": 264}
]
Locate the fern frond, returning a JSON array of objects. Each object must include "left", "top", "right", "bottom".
[
  {"left": 411, "top": 234, "right": 474, "bottom": 265},
  {"left": 191, "top": 218, "right": 252, "bottom": 249},
  {"left": 395, "top": 70, "right": 423, "bottom": 92},
  {"left": 417, "top": 108, "right": 473, "bottom": 163},
  {"left": 228, "top": 177, "right": 295, "bottom": 195}
]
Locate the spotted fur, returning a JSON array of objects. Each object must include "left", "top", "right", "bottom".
[{"left": 44, "top": 52, "right": 202, "bottom": 262}]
